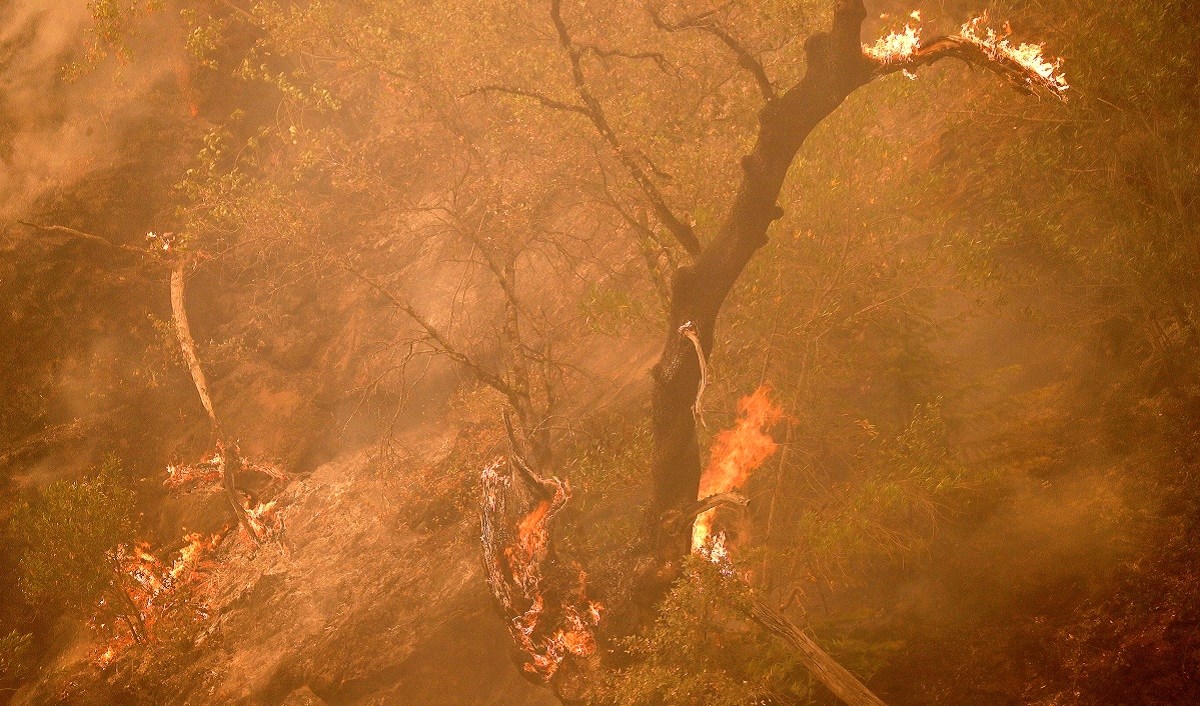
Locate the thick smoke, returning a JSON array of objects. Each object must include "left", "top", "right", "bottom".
[{"left": 0, "top": 0, "right": 176, "bottom": 220}]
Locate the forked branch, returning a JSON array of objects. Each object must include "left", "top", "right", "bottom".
[
  {"left": 549, "top": 0, "right": 701, "bottom": 257},
  {"left": 645, "top": 3, "right": 777, "bottom": 102}
]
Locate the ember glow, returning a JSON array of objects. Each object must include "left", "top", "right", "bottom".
[
  {"left": 164, "top": 453, "right": 222, "bottom": 489},
  {"left": 692, "top": 385, "right": 784, "bottom": 552}
]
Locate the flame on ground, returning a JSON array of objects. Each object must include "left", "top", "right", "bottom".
[
  {"left": 244, "top": 498, "right": 282, "bottom": 541},
  {"left": 92, "top": 533, "right": 219, "bottom": 668},
  {"left": 692, "top": 385, "right": 783, "bottom": 553},
  {"left": 165, "top": 452, "right": 223, "bottom": 489}
]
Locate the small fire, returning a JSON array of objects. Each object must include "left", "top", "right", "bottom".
[
  {"left": 481, "top": 459, "right": 602, "bottom": 680},
  {"left": 864, "top": 11, "right": 924, "bottom": 64},
  {"left": 958, "top": 14, "right": 1069, "bottom": 94},
  {"left": 164, "top": 453, "right": 222, "bottom": 489},
  {"left": 244, "top": 499, "right": 282, "bottom": 541},
  {"left": 692, "top": 385, "right": 783, "bottom": 553},
  {"left": 864, "top": 10, "right": 1068, "bottom": 95},
  {"left": 165, "top": 450, "right": 287, "bottom": 543},
  {"left": 92, "top": 533, "right": 219, "bottom": 667}
]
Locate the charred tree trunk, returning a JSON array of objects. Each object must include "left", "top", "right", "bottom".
[{"left": 649, "top": 0, "right": 872, "bottom": 554}]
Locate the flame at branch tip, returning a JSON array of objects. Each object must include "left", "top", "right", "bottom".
[
  {"left": 692, "top": 385, "right": 784, "bottom": 555},
  {"left": 863, "top": 10, "right": 1068, "bottom": 95}
]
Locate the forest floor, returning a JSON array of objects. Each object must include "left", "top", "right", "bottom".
[{"left": 16, "top": 431, "right": 559, "bottom": 705}]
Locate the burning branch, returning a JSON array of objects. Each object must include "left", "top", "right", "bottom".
[
  {"left": 865, "top": 11, "right": 1069, "bottom": 98},
  {"left": 692, "top": 385, "right": 783, "bottom": 552},
  {"left": 481, "top": 458, "right": 602, "bottom": 681}
]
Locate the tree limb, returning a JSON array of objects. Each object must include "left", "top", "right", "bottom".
[
  {"left": 645, "top": 3, "right": 777, "bottom": 102},
  {"left": 341, "top": 260, "right": 524, "bottom": 405},
  {"left": 750, "top": 596, "right": 886, "bottom": 706},
  {"left": 549, "top": 0, "right": 702, "bottom": 257},
  {"left": 16, "top": 220, "right": 146, "bottom": 257},
  {"left": 466, "top": 85, "right": 591, "bottom": 117}
]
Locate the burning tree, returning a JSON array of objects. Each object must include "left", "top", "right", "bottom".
[{"left": 475, "top": 1, "right": 1068, "bottom": 703}]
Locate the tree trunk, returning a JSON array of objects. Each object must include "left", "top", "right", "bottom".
[
  {"left": 649, "top": 0, "right": 872, "bottom": 548},
  {"left": 170, "top": 260, "right": 259, "bottom": 541}
]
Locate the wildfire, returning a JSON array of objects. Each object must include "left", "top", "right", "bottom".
[
  {"left": 864, "top": 11, "right": 924, "bottom": 64},
  {"left": 166, "top": 450, "right": 287, "bottom": 543},
  {"left": 164, "top": 452, "right": 222, "bottom": 489},
  {"left": 244, "top": 498, "right": 282, "bottom": 541},
  {"left": 864, "top": 10, "right": 1068, "bottom": 96},
  {"left": 481, "top": 459, "right": 602, "bottom": 680},
  {"left": 92, "top": 533, "right": 219, "bottom": 667},
  {"left": 692, "top": 385, "right": 783, "bottom": 553}
]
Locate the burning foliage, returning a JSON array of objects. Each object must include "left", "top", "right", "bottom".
[
  {"left": 88, "top": 449, "right": 287, "bottom": 667},
  {"left": 865, "top": 11, "right": 1069, "bottom": 96},
  {"left": 692, "top": 386, "right": 784, "bottom": 552},
  {"left": 92, "top": 533, "right": 219, "bottom": 668},
  {"left": 481, "top": 459, "right": 602, "bottom": 680}
]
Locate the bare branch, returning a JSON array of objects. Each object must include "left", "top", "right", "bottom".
[
  {"left": 646, "top": 3, "right": 777, "bottom": 102},
  {"left": 750, "top": 596, "right": 887, "bottom": 706},
  {"left": 17, "top": 220, "right": 146, "bottom": 257},
  {"left": 549, "top": 0, "right": 702, "bottom": 257},
  {"left": 340, "top": 260, "right": 523, "bottom": 405},
  {"left": 579, "top": 43, "right": 672, "bottom": 74},
  {"left": 465, "top": 85, "right": 591, "bottom": 117}
]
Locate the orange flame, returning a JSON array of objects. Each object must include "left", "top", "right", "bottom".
[
  {"left": 692, "top": 385, "right": 783, "bottom": 553},
  {"left": 92, "top": 533, "right": 219, "bottom": 667},
  {"left": 958, "top": 14, "right": 1068, "bottom": 93},
  {"left": 481, "top": 460, "right": 602, "bottom": 680}
]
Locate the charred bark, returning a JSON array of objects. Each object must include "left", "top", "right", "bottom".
[{"left": 649, "top": 0, "right": 873, "bottom": 547}]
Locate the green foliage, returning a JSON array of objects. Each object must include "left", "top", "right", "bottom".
[
  {"left": 601, "top": 557, "right": 811, "bottom": 705},
  {"left": 10, "top": 458, "right": 135, "bottom": 617}
]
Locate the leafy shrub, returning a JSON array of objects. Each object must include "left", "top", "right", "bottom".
[{"left": 10, "top": 458, "right": 136, "bottom": 618}]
